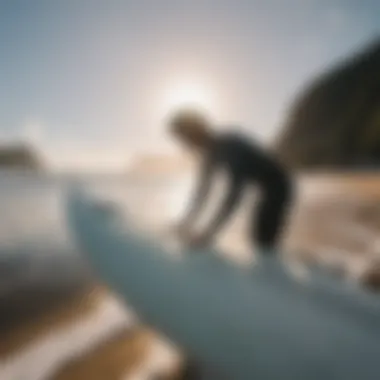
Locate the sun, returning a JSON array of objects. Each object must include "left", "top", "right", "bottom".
[{"left": 161, "top": 80, "right": 217, "bottom": 117}]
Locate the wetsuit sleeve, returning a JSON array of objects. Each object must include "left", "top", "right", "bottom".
[
  {"left": 203, "top": 174, "right": 245, "bottom": 239},
  {"left": 181, "top": 153, "right": 217, "bottom": 229}
]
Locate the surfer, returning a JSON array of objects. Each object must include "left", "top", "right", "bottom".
[{"left": 168, "top": 109, "right": 293, "bottom": 256}]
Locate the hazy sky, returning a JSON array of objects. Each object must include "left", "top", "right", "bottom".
[{"left": 1, "top": 0, "right": 379, "bottom": 170}]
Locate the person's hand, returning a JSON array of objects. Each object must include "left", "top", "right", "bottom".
[
  {"left": 168, "top": 223, "right": 190, "bottom": 241},
  {"left": 186, "top": 231, "right": 211, "bottom": 249}
]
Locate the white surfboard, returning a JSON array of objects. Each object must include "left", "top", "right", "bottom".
[{"left": 66, "top": 189, "right": 380, "bottom": 380}]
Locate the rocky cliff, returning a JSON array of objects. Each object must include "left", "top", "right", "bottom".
[{"left": 276, "top": 38, "right": 380, "bottom": 170}]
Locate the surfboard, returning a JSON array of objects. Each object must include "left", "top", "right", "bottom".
[{"left": 66, "top": 188, "right": 380, "bottom": 380}]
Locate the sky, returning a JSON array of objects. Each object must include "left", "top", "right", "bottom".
[{"left": 0, "top": 0, "right": 379, "bottom": 171}]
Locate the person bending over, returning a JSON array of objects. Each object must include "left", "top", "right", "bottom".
[{"left": 168, "top": 109, "right": 293, "bottom": 256}]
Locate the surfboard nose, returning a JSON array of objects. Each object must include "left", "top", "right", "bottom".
[{"left": 66, "top": 185, "right": 125, "bottom": 234}]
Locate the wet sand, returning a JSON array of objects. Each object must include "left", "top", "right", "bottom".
[
  {"left": 51, "top": 329, "right": 150, "bottom": 380},
  {"left": 288, "top": 175, "right": 380, "bottom": 281},
  {"left": 0, "top": 251, "right": 179, "bottom": 380},
  {"left": 0, "top": 287, "right": 100, "bottom": 358},
  {"left": 0, "top": 286, "right": 179, "bottom": 380}
]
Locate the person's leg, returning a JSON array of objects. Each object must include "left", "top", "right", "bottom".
[
  {"left": 253, "top": 196, "right": 281, "bottom": 254},
  {"left": 251, "top": 180, "right": 293, "bottom": 255}
]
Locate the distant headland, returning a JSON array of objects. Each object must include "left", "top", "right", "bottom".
[{"left": 0, "top": 143, "right": 43, "bottom": 170}]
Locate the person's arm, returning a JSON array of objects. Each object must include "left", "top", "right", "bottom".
[
  {"left": 180, "top": 154, "right": 217, "bottom": 230},
  {"left": 202, "top": 175, "right": 245, "bottom": 240}
]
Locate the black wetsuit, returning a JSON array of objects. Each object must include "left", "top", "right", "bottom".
[{"left": 184, "top": 131, "right": 293, "bottom": 251}]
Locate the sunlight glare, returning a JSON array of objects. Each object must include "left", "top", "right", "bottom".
[{"left": 162, "top": 81, "right": 216, "bottom": 116}]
